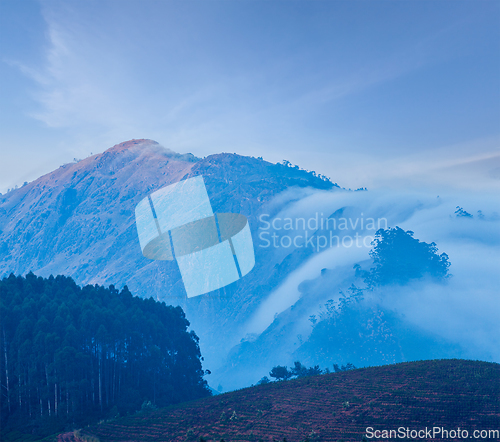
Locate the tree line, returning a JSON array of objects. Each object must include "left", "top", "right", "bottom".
[
  {"left": 0, "top": 273, "right": 210, "bottom": 439},
  {"left": 258, "top": 361, "right": 356, "bottom": 383}
]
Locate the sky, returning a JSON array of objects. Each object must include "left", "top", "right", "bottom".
[{"left": 1, "top": 0, "right": 499, "bottom": 194}]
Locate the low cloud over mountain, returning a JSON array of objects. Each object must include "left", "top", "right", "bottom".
[{"left": 1, "top": 139, "right": 498, "bottom": 391}]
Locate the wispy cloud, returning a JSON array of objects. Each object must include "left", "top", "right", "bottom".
[{"left": 2, "top": 0, "right": 497, "bottom": 195}]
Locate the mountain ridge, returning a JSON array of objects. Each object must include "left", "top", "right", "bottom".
[
  {"left": 0, "top": 139, "right": 336, "bottom": 282},
  {"left": 0, "top": 139, "right": 342, "bottom": 390},
  {"left": 2, "top": 139, "right": 498, "bottom": 394}
]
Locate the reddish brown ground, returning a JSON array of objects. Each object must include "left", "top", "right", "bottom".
[
  {"left": 56, "top": 433, "right": 78, "bottom": 442},
  {"left": 74, "top": 360, "right": 500, "bottom": 442}
]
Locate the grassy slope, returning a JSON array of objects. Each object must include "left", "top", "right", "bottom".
[{"left": 77, "top": 360, "right": 499, "bottom": 442}]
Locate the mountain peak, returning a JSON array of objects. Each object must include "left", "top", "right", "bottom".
[
  {"left": 105, "top": 139, "right": 199, "bottom": 163},
  {"left": 107, "top": 139, "right": 159, "bottom": 154}
]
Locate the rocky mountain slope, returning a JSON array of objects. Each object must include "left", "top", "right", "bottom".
[
  {"left": 0, "top": 139, "right": 339, "bottom": 386},
  {"left": 0, "top": 139, "right": 333, "bottom": 287},
  {"left": 2, "top": 139, "right": 496, "bottom": 392}
]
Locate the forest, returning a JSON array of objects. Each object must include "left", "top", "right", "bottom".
[{"left": 0, "top": 273, "right": 211, "bottom": 439}]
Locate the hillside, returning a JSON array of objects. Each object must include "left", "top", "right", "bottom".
[
  {"left": 0, "top": 139, "right": 335, "bottom": 291},
  {"left": 0, "top": 139, "right": 339, "bottom": 388},
  {"left": 70, "top": 360, "right": 499, "bottom": 442},
  {"left": 1, "top": 139, "right": 498, "bottom": 393}
]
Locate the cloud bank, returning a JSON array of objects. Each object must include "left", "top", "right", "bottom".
[{"left": 246, "top": 186, "right": 500, "bottom": 362}]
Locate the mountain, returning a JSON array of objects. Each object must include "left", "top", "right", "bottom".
[
  {"left": 1, "top": 139, "right": 498, "bottom": 392},
  {"left": 0, "top": 139, "right": 334, "bottom": 286},
  {"left": 67, "top": 359, "right": 500, "bottom": 442},
  {"left": 0, "top": 139, "right": 339, "bottom": 388}
]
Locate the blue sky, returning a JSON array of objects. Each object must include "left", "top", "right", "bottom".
[{"left": 1, "top": 0, "right": 499, "bottom": 193}]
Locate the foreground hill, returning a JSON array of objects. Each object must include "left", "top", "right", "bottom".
[{"left": 72, "top": 360, "right": 499, "bottom": 442}]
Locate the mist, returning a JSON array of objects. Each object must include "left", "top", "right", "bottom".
[{"left": 246, "top": 185, "right": 500, "bottom": 362}]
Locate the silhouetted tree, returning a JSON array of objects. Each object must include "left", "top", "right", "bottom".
[
  {"left": 269, "top": 365, "right": 292, "bottom": 381},
  {"left": 455, "top": 206, "right": 473, "bottom": 218},
  {"left": 291, "top": 361, "right": 323, "bottom": 378},
  {"left": 333, "top": 363, "right": 356, "bottom": 373},
  {"left": 365, "top": 227, "right": 450, "bottom": 287}
]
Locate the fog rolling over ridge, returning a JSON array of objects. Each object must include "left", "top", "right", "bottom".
[
  {"left": 246, "top": 188, "right": 500, "bottom": 354},
  {"left": 213, "top": 187, "right": 500, "bottom": 389},
  {"left": 0, "top": 139, "right": 498, "bottom": 391}
]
